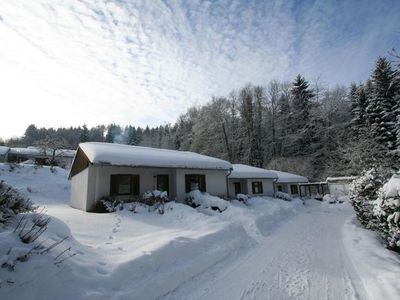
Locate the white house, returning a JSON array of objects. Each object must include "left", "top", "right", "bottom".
[
  {"left": 272, "top": 170, "right": 308, "bottom": 197},
  {"left": 228, "top": 164, "right": 277, "bottom": 198},
  {"left": 69, "top": 142, "right": 232, "bottom": 212}
]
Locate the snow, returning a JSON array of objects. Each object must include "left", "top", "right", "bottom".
[
  {"left": 1, "top": 162, "right": 399, "bottom": 299},
  {"left": 382, "top": 174, "right": 400, "bottom": 197},
  {"left": 8, "top": 148, "right": 40, "bottom": 156},
  {"left": 188, "top": 190, "right": 229, "bottom": 212},
  {"left": 78, "top": 142, "right": 232, "bottom": 170},
  {"left": 270, "top": 170, "right": 308, "bottom": 183},
  {"left": 229, "top": 164, "right": 277, "bottom": 179},
  {"left": 343, "top": 216, "right": 400, "bottom": 299},
  {"left": 326, "top": 176, "right": 358, "bottom": 182},
  {"left": 0, "top": 146, "right": 9, "bottom": 155},
  {"left": 275, "top": 191, "right": 293, "bottom": 201}
]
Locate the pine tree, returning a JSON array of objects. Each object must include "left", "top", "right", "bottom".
[
  {"left": 350, "top": 84, "right": 368, "bottom": 128},
  {"left": 290, "top": 75, "right": 315, "bottom": 130},
  {"left": 366, "top": 57, "right": 397, "bottom": 150},
  {"left": 79, "top": 125, "right": 90, "bottom": 143},
  {"left": 127, "top": 126, "right": 138, "bottom": 145}
]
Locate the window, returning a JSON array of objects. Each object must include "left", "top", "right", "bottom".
[
  {"left": 290, "top": 185, "right": 299, "bottom": 195},
  {"left": 110, "top": 175, "right": 139, "bottom": 196},
  {"left": 156, "top": 175, "right": 169, "bottom": 194},
  {"left": 276, "top": 185, "right": 283, "bottom": 192},
  {"left": 185, "top": 174, "right": 206, "bottom": 192},
  {"left": 252, "top": 181, "right": 263, "bottom": 194}
]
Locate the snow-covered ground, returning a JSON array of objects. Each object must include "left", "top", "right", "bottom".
[{"left": 0, "top": 163, "right": 399, "bottom": 299}]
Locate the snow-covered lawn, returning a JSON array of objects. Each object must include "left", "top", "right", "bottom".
[{"left": 0, "top": 163, "right": 399, "bottom": 299}]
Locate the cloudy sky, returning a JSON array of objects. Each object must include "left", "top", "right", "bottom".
[{"left": 0, "top": 0, "right": 399, "bottom": 139}]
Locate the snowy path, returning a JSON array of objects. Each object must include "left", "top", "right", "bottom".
[{"left": 165, "top": 203, "right": 368, "bottom": 300}]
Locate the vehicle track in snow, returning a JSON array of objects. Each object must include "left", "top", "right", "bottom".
[{"left": 164, "top": 203, "right": 368, "bottom": 300}]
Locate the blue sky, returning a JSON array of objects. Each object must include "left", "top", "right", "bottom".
[{"left": 0, "top": 0, "right": 399, "bottom": 138}]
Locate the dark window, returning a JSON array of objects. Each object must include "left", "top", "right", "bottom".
[
  {"left": 185, "top": 174, "right": 206, "bottom": 192},
  {"left": 234, "top": 182, "right": 241, "bottom": 195},
  {"left": 156, "top": 175, "right": 169, "bottom": 194},
  {"left": 290, "top": 185, "right": 299, "bottom": 195},
  {"left": 277, "top": 185, "right": 283, "bottom": 192},
  {"left": 252, "top": 181, "right": 263, "bottom": 194},
  {"left": 110, "top": 175, "right": 139, "bottom": 196}
]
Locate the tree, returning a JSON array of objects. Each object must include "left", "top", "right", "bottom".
[
  {"left": 290, "top": 75, "right": 315, "bottom": 130},
  {"left": 23, "top": 124, "right": 40, "bottom": 146},
  {"left": 127, "top": 126, "right": 138, "bottom": 145},
  {"left": 105, "top": 124, "right": 122, "bottom": 143},
  {"left": 366, "top": 57, "right": 397, "bottom": 150},
  {"left": 79, "top": 125, "right": 90, "bottom": 143}
]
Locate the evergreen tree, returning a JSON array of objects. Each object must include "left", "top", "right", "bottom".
[
  {"left": 290, "top": 75, "right": 315, "bottom": 130},
  {"left": 366, "top": 57, "right": 397, "bottom": 150},
  {"left": 127, "top": 126, "right": 138, "bottom": 145},
  {"left": 79, "top": 124, "right": 90, "bottom": 143},
  {"left": 350, "top": 83, "right": 368, "bottom": 128},
  {"left": 105, "top": 124, "right": 122, "bottom": 143}
]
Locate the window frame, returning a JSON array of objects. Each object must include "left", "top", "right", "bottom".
[
  {"left": 252, "top": 181, "right": 263, "bottom": 194},
  {"left": 185, "top": 174, "right": 206, "bottom": 193},
  {"left": 290, "top": 184, "right": 299, "bottom": 195},
  {"left": 110, "top": 174, "right": 139, "bottom": 196}
]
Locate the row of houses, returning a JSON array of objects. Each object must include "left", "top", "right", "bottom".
[
  {"left": 69, "top": 142, "right": 312, "bottom": 212},
  {"left": 0, "top": 146, "right": 75, "bottom": 169}
]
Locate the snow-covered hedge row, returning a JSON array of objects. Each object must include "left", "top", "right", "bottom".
[{"left": 350, "top": 169, "right": 400, "bottom": 252}]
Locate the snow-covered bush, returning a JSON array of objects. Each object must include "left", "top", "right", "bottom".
[
  {"left": 349, "top": 168, "right": 384, "bottom": 229},
  {"left": 350, "top": 170, "right": 400, "bottom": 253},
  {"left": 275, "top": 191, "right": 292, "bottom": 202},
  {"left": 186, "top": 190, "right": 228, "bottom": 213},
  {"left": 142, "top": 190, "right": 168, "bottom": 214},
  {"left": 236, "top": 193, "right": 248, "bottom": 204},
  {"left": 372, "top": 174, "right": 400, "bottom": 252},
  {"left": 96, "top": 197, "right": 124, "bottom": 213},
  {"left": 0, "top": 180, "right": 34, "bottom": 225},
  {"left": 323, "top": 194, "right": 337, "bottom": 204}
]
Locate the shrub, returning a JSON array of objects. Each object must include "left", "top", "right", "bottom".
[
  {"left": 275, "top": 191, "right": 292, "bottom": 202},
  {"left": 0, "top": 180, "right": 34, "bottom": 224}
]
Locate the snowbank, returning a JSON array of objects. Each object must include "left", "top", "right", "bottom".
[
  {"left": 343, "top": 216, "right": 400, "bottom": 299},
  {"left": 382, "top": 174, "right": 400, "bottom": 198}
]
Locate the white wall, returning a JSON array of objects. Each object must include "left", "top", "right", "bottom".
[
  {"left": 175, "top": 169, "right": 228, "bottom": 201},
  {"left": 228, "top": 178, "right": 275, "bottom": 198},
  {"left": 245, "top": 178, "right": 275, "bottom": 197},
  {"left": 70, "top": 167, "right": 89, "bottom": 211}
]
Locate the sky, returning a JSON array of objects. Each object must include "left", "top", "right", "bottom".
[{"left": 0, "top": 0, "right": 399, "bottom": 139}]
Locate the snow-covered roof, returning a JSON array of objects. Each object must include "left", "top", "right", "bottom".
[
  {"left": 0, "top": 146, "right": 10, "bottom": 155},
  {"left": 9, "top": 148, "right": 40, "bottom": 156},
  {"left": 326, "top": 176, "right": 357, "bottom": 183},
  {"left": 78, "top": 142, "right": 232, "bottom": 170},
  {"left": 229, "top": 164, "right": 277, "bottom": 179},
  {"left": 270, "top": 170, "right": 308, "bottom": 183},
  {"left": 10, "top": 147, "right": 76, "bottom": 158}
]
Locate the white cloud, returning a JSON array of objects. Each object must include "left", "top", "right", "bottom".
[{"left": 0, "top": 0, "right": 398, "bottom": 138}]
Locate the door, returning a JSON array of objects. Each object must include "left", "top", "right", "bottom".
[
  {"left": 156, "top": 175, "right": 169, "bottom": 194},
  {"left": 234, "top": 182, "right": 241, "bottom": 195}
]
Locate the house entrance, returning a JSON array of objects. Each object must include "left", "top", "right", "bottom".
[{"left": 234, "top": 182, "right": 241, "bottom": 195}]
